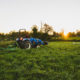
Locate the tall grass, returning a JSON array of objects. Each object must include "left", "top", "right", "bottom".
[{"left": 0, "top": 41, "right": 80, "bottom": 80}]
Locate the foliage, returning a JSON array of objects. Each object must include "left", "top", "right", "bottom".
[
  {"left": 42, "top": 23, "right": 53, "bottom": 34},
  {"left": 68, "top": 32, "right": 76, "bottom": 37},
  {"left": 0, "top": 41, "right": 80, "bottom": 80},
  {"left": 1, "top": 23, "right": 80, "bottom": 41},
  {"left": 31, "top": 25, "right": 38, "bottom": 38}
]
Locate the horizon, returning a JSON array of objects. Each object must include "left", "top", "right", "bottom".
[
  {"left": 0, "top": 23, "right": 79, "bottom": 34},
  {"left": 0, "top": 0, "right": 80, "bottom": 33}
]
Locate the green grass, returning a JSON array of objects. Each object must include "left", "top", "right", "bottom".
[
  {"left": 51, "top": 37, "right": 80, "bottom": 41},
  {"left": 0, "top": 41, "right": 15, "bottom": 48},
  {"left": 0, "top": 41, "right": 80, "bottom": 80}
]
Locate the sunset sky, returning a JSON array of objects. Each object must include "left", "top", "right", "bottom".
[{"left": 0, "top": 0, "right": 80, "bottom": 33}]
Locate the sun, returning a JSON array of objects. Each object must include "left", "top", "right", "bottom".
[
  {"left": 64, "top": 31, "right": 69, "bottom": 39},
  {"left": 64, "top": 32, "right": 68, "bottom": 36}
]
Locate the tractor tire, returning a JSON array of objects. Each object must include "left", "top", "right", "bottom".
[
  {"left": 24, "top": 41, "right": 31, "bottom": 49},
  {"left": 17, "top": 40, "right": 31, "bottom": 49}
]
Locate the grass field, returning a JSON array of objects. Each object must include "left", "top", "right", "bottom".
[
  {"left": 0, "top": 41, "right": 80, "bottom": 80},
  {"left": 51, "top": 37, "right": 80, "bottom": 41}
]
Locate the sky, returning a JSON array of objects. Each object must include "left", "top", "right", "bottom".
[{"left": 0, "top": 0, "right": 80, "bottom": 34}]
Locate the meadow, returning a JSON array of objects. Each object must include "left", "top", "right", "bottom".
[{"left": 0, "top": 41, "right": 80, "bottom": 80}]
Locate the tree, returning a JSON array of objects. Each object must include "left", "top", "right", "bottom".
[
  {"left": 53, "top": 31, "right": 59, "bottom": 37},
  {"left": 76, "top": 30, "right": 80, "bottom": 37},
  {"left": 31, "top": 25, "right": 38, "bottom": 37},
  {"left": 68, "top": 32, "right": 76, "bottom": 37},
  {"left": 42, "top": 23, "right": 53, "bottom": 34},
  {"left": 59, "top": 29, "right": 64, "bottom": 37}
]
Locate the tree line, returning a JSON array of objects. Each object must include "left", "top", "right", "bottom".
[{"left": 0, "top": 23, "right": 80, "bottom": 41}]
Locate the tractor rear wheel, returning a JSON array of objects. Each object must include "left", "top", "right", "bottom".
[
  {"left": 24, "top": 41, "right": 31, "bottom": 49},
  {"left": 17, "top": 40, "right": 31, "bottom": 49}
]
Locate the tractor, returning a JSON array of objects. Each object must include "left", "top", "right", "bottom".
[{"left": 16, "top": 29, "right": 48, "bottom": 49}]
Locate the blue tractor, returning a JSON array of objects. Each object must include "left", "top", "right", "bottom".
[{"left": 16, "top": 29, "right": 48, "bottom": 49}]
